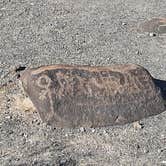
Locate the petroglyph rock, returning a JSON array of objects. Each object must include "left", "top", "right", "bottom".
[
  {"left": 140, "top": 18, "right": 166, "bottom": 34},
  {"left": 21, "top": 64, "right": 165, "bottom": 128}
]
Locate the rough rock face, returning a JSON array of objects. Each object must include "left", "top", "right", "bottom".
[
  {"left": 140, "top": 18, "right": 166, "bottom": 34},
  {"left": 21, "top": 64, "right": 165, "bottom": 128}
]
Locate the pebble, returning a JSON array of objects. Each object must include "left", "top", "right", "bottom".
[
  {"left": 136, "top": 50, "right": 141, "bottom": 55},
  {"left": 91, "top": 128, "right": 95, "bottom": 133},
  {"left": 133, "top": 121, "right": 144, "bottom": 129},
  {"left": 103, "top": 130, "right": 108, "bottom": 135},
  {"left": 65, "top": 133, "right": 68, "bottom": 137},
  {"left": 80, "top": 127, "right": 85, "bottom": 132},
  {"left": 122, "top": 22, "right": 127, "bottom": 26},
  {"left": 32, "top": 119, "right": 40, "bottom": 125},
  {"left": 143, "top": 148, "right": 149, "bottom": 154},
  {"left": 161, "top": 134, "right": 165, "bottom": 139},
  {"left": 36, "top": 121, "right": 41, "bottom": 125},
  {"left": 5, "top": 115, "right": 12, "bottom": 119},
  {"left": 4, "top": 111, "right": 9, "bottom": 114},
  {"left": 149, "top": 32, "right": 156, "bottom": 37},
  {"left": 8, "top": 130, "right": 14, "bottom": 135},
  {"left": 21, "top": 133, "right": 28, "bottom": 138}
]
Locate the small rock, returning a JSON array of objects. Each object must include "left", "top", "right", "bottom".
[
  {"left": 21, "top": 133, "right": 28, "bottom": 138},
  {"left": 8, "top": 130, "right": 14, "bottom": 135},
  {"left": 7, "top": 98, "right": 10, "bottom": 102},
  {"left": 161, "top": 134, "right": 165, "bottom": 139},
  {"left": 122, "top": 22, "right": 127, "bottom": 26},
  {"left": 136, "top": 144, "right": 140, "bottom": 149},
  {"left": 58, "top": 158, "right": 77, "bottom": 166},
  {"left": 32, "top": 161, "right": 38, "bottom": 165},
  {"left": 91, "top": 128, "right": 95, "bottom": 133},
  {"left": 149, "top": 32, "right": 156, "bottom": 37},
  {"left": 136, "top": 50, "right": 142, "bottom": 55},
  {"left": 32, "top": 119, "right": 40, "bottom": 125},
  {"left": 80, "top": 127, "right": 85, "bottom": 132},
  {"left": 6, "top": 115, "right": 12, "bottom": 119},
  {"left": 133, "top": 121, "right": 144, "bottom": 129},
  {"left": 143, "top": 148, "right": 149, "bottom": 154},
  {"left": 4, "top": 111, "right": 9, "bottom": 114},
  {"left": 15, "top": 158, "right": 20, "bottom": 161},
  {"left": 103, "top": 130, "right": 108, "bottom": 135},
  {"left": 65, "top": 133, "right": 68, "bottom": 137},
  {"left": 36, "top": 121, "right": 41, "bottom": 125}
]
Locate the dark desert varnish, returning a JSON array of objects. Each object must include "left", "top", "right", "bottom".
[{"left": 21, "top": 64, "right": 165, "bottom": 128}]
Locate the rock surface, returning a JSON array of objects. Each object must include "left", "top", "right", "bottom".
[
  {"left": 0, "top": 0, "right": 166, "bottom": 165},
  {"left": 21, "top": 64, "right": 165, "bottom": 128}
]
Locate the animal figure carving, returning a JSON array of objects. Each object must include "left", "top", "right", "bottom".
[{"left": 21, "top": 64, "right": 165, "bottom": 128}]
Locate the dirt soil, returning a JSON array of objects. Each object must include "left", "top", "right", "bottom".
[{"left": 0, "top": 0, "right": 166, "bottom": 165}]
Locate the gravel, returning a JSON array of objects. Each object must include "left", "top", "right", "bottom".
[{"left": 0, "top": 0, "right": 166, "bottom": 165}]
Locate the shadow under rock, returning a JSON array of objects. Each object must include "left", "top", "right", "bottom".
[{"left": 153, "top": 78, "right": 166, "bottom": 101}]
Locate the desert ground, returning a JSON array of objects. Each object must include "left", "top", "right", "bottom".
[{"left": 0, "top": 0, "right": 166, "bottom": 165}]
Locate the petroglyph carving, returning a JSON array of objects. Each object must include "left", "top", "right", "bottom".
[
  {"left": 21, "top": 64, "right": 165, "bottom": 128},
  {"left": 36, "top": 75, "right": 52, "bottom": 101}
]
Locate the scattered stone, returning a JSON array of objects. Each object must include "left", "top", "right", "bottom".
[
  {"left": 91, "top": 128, "right": 95, "bottom": 133},
  {"left": 58, "top": 158, "right": 77, "bottom": 166},
  {"left": 5, "top": 115, "right": 12, "bottom": 119},
  {"left": 80, "top": 127, "right": 85, "bottom": 132},
  {"left": 32, "top": 119, "right": 41, "bottom": 125},
  {"left": 133, "top": 121, "right": 144, "bottom": 129},
  {"left": 103, "top": 130, "right": 108, "bottom": 135},
  {"left": 7, "top": 98, "right": 10, "bottom": 102},
  {"left": 4, "top": 111, "right": 9, "bottom": 114},
  {"left": 143, "top": 148, "right": 149, "bottom": 154},
  {"left": 122, "top": 22, "right": 127, "bottom": 26},
  {"left": 149, "top": 32, "right": 156, "bottom": 37},
  {"left": 36, "top": 121, "right": 41, "bottom": 125},
  {"left": 65, "top": 133, "right": 68, "bottom": 137},
  {"left": 21, "top": 133, "right": 28, "bottom": 138},
  {"left": 136, "top": 144, "right": 140, "bottom": 149},
  {"left": 161, "top": 134, "right": 165, "bottom": 139},
  {"left": 136, "top": 50, "right": 142, "bottom": 55},
  {"left": 8, "top": 130, "right": 14, "bottom": 135}
]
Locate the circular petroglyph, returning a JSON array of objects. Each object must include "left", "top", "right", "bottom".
[
  {"left": 36, "top": 75, "right": 52, "bottom": 101},
  {"left": 36, "top": 75, "right": 52, "bottom": 89}
]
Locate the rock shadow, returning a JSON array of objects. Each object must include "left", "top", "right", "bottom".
[{"left": 153, "top": 78, "right": 166, "bottom": 100}]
